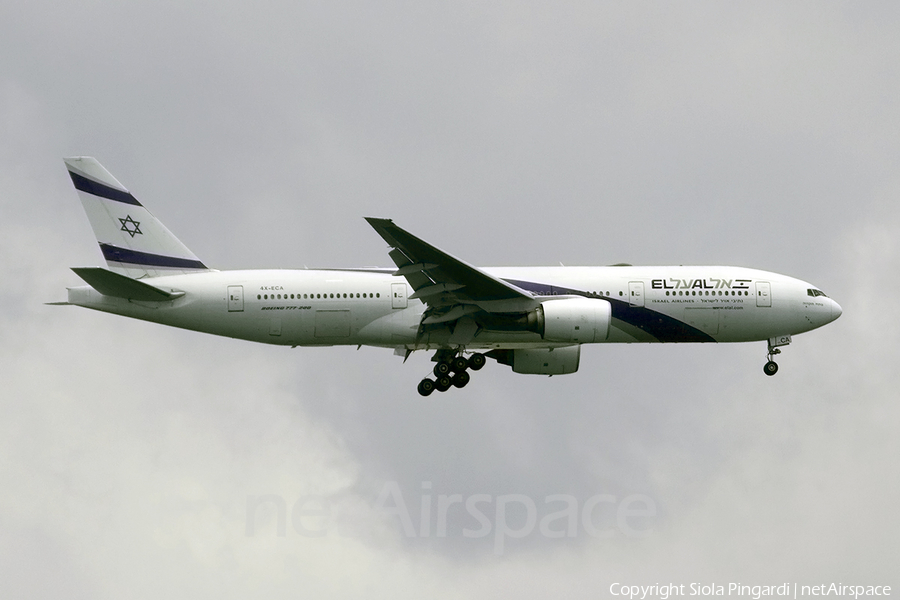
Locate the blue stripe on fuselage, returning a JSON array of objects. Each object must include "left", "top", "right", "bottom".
[
  {"left": 503, "top": 278, "right": 715, "bottom": 343},
  {"left": 100, "top": 243, "right": 207, "bottom": 270},
  {"left": 68, "top": 170, "right": 142, "bottom": 206}
]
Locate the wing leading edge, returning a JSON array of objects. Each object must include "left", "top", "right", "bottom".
[{"left": 364, "top": 218, "right": 538, "bottom": 317}]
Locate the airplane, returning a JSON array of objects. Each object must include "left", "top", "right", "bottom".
[{"left": 54, "top": 157, "right": 842, "bottom": 396}]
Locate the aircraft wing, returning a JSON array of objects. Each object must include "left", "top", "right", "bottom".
[{"left": 365, "top": 218, "right": 538, "bottom": 320}]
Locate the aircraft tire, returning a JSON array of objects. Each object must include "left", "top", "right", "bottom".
[
  {"left": 763, "top": 361, "right": 779, "bottom": 376},
  {"left": 451, "top": 356, "right": 469, "bottom": 373},
  {"left": 435, "top": 374, "right": 453, "bottom": 392},
  {"left": 452, "top": 371, "right": 470, "bottom": 388},
  {"left": 418, "top": 378, "right": 436, "bottom": 396},
  {"left": 434, "top": 362, "right": 452, "bottom": 377},
  {"left": 468, "top": 353, "right": 486, "bottom": 371}
]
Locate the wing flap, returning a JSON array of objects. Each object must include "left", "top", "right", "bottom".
[
  {"left": 409, "top": 282, "right": 465, "bottom": 300},
  {"left": 393, "top": 262, "right": 438, "bottom": 276},
  {"left": 421, "top": 304, "right": 481, "bottom": 324}
]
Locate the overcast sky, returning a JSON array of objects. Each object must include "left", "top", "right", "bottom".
[{"left": 1, "top": 2, "right": 898, "bottom": 598}]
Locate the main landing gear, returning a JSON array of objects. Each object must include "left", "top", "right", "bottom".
[{"left": 417, "top": 351, "right": 487, "bottom": 396}]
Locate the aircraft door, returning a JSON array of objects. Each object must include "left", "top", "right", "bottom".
[
  {"left": 628, "top": 281, "right": 644, "bottom": 308},
  {"left": 227, "top": 285, "right": 244, "bottom": 312},
  {"left": 391, "top": 282, "right": 408, "bottom": 309},
  {"left": 756, "top": 281, "right": 772, "bottom": 307}
]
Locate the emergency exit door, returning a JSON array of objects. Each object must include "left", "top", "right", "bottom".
[
  {"left": 628, "top": 281, "right": 644, "bottom": 308},
  {"left": 227, "top": 285, "right": 244, "bottom": 312},
  {"left": 756, "top": 281, "right": 771, "bottom": 307},
  {"left": 391, "top": 282, "right": 408, "bottom": 309}
]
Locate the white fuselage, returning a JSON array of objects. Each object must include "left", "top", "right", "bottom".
[{"left": 66, "top": 265, "right": 841, "bottom": 351}]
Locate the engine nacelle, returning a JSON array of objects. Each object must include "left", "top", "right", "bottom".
[
  {"left": 510, "top": 346, "right": 581, "bottom": 375},
  {"left": 535, "top": 297, "right": 611, "bottom": 343}
]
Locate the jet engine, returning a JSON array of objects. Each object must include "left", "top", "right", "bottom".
[
  {"left": 528, "top": 297, "right": 612, "bottom": 343},
  {"left": 487, "top": 346, "right": 582, "bottom": 375}
]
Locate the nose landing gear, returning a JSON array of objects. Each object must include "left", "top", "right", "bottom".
[
  {"left": 417, "top": 350, "right": 486, "bottom": 396},
  {"left": 763, "top": 335, "right": 791, "bottom": 376}
]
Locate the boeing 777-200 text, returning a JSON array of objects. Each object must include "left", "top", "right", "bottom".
[{"left": 54, "top": 157, "right": 842, "bottom": 395}]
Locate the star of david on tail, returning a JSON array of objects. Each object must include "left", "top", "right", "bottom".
[{"left": 118, "top": 215, "right": 142, "bottom": 237}]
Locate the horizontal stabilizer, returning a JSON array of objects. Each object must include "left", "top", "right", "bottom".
[{"left": 71, "top": 267, "right": 184, "bottom": 301}]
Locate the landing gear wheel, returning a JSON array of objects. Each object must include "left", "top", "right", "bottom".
[
  {"left": 468, "top": 353, "right": 486, "bottom": 371},
  {"left": 417, "top": 378, "right": 436, "bottom": 396},
  {"left": 452, "top": 370, "right": 470, "bottom": 388},
  {"left": 435, "top": 374, "right": 453, "bottom": 392},
  {"left": 764, "top": 339, "right": 786, "bottom": 377},
  {"left": 451, "top": 356, "right": 469, "bottom": 373},
  {"left": 433, "top": 361, "right": 452, "bottom": 377}
]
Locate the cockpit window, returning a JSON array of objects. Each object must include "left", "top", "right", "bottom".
[{"left": 807, "top": 288, "right": 828, "bottom": 298}]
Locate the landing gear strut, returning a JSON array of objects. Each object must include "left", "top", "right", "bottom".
[
  {"left": 763, "top": 335, "right": 791, "bottom": 376},
  {"left": 417, "top": 351, "right": 486, "bottom": 396}
]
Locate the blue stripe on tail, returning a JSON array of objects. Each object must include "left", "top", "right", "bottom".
[
  {"left": 69, "top": 170, "right": 142, "bottom": 206},
  {"left": 99, "top": 243, "right": 207, "bottom": 270}
]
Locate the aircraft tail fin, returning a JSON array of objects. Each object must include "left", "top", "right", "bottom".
[{"left": 64, "top": 157, "right": 210, "bottom": 278}]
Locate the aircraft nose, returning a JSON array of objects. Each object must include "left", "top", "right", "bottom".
[{"left": 831, "top": 299, "right": 842, "bottom": 321}]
